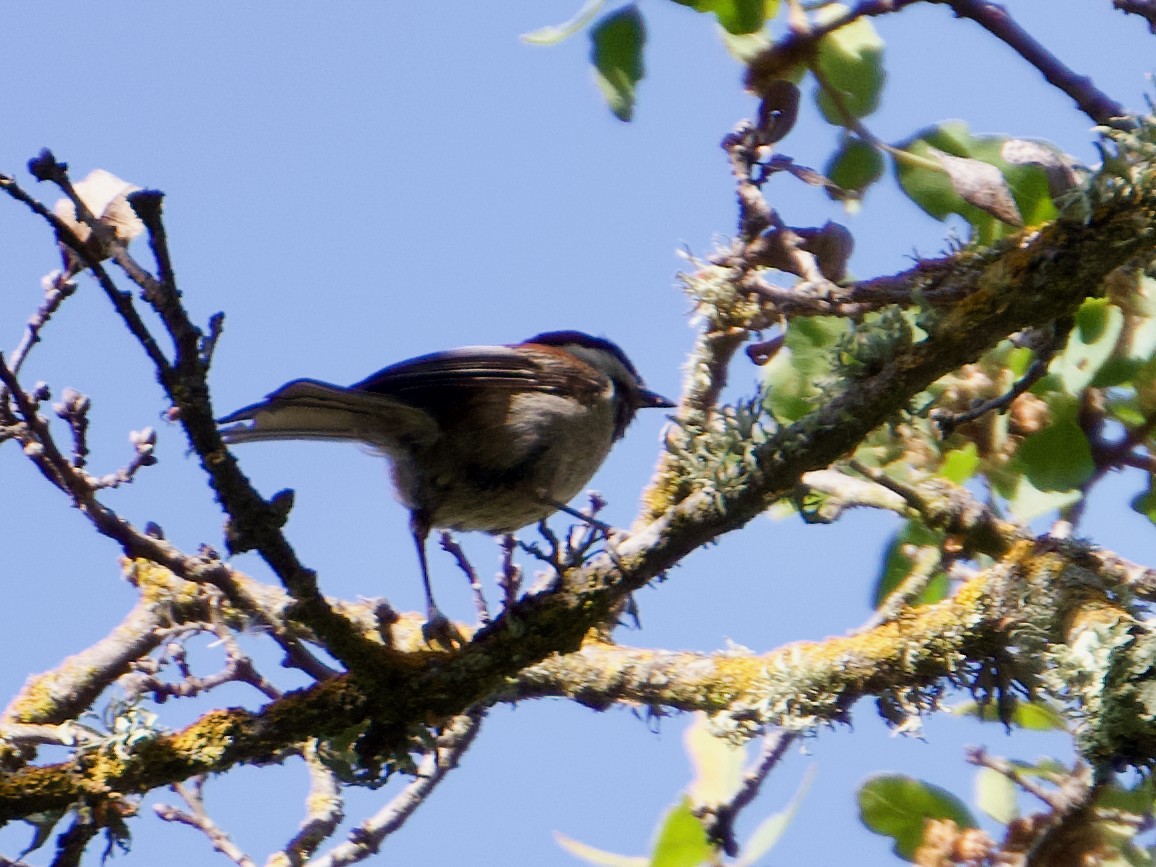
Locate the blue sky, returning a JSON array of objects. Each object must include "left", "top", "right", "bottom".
[{"left": 1, "top": 3, "right": 1153, "bottom": 865}]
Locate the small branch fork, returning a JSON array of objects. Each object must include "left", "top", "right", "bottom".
[
  {"left": 0, "top": 353, "right": 334, "bottom": 684},
  {"left": 959, "top": 747, "right": 1130, "bottom": 866},
  {"left": 304, "top": 711, "right": 485, "bottom": 867},
  {"left": 0, "top": 155, "right": 366, "bottom": 678},
  {"left": 126, "top": 625, "right": 283, "bottom": 705},
  {"left": 747, "top": 0, "right": 1128, "bottom": 129},
  {"left": 1113, "top": 0, "right": 1156, "bottom": 32},
  {"left": 154, "top": 777, "right": 257, "bottom": 867},
  {"left": 697, "top": 730, "right": 798, "bottom": 857}
]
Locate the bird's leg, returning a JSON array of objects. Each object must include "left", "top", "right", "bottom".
[{"left": 410, "top": 511, "right": 458, "bottom": 646}]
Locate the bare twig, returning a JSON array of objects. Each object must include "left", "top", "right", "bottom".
[
  {"left": 306, "top": 711, "right": 485, "bottom": 867},
  {"left": 131, "top": 626, "right": 283, "bottom": 704},
  {"left": 0, "top": 352, "right": 335, "bottom": 681},
  {"left": 277, "top": 742, "right": 344, "bottom": 866},
  {"left": 439, "top": 533, "right": 491, "bottom": 626},
  {"left": 935, "top": 322, "right": 1071, "bottom": 436},
  {"left": 1113, "top": 0, "right": 1156, "bottom": 31},
  {"left": 699, "top": 730, "right": 798, "bottom": 856},
  {"left": 858, "top": 544, "right": 943, "bottom": 632},
  {"left": 7, "top": 273, "right": 78, "bottom": 377},
  {"left": 155, "top": 777, "right": 257, "bottom": 867},
  {"left": 0, "top": 723, "right": 101, "bottom": 749},
  {"left": 0, "top": 169, "right": 172, "bottom": 376},
  {"left": 940, "top": 0, "right": 1129, "bottom": 127},
  {"left": 5, "top": 159, "right": 380, "bottom": 678},
  {"left": 966, "top": 746, "right": 1072, "bottom": 809},
  {"left": 497, "top": 534, "right": 521, "bottom": 610}
]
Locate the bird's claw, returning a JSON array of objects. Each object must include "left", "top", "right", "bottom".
[{"left": 421, "top": 608, "right": 464, "bottom": 648}]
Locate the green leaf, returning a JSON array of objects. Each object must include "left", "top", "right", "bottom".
[
  {"left": 685, "top": 714, "right": 746, "bottom": 806},
  {"left": 591, "top": 6, "right": 646, "bottom": 121},
  {"left": 1131, "top": 485, "right": 1156, "bottom": 526},
  {"left": 555, "top": 832, "right": 648, "bottom": 867},
  {"left": 975, "top": 767, "right": 1019, "bottom": 825},
  {"left": 812, "top": 5, "right": 885, "bottom": 123},
  {"left": 669, "top": 0, "right": 777, "bottom": 34},
  {"left": 763, "top": 316, "right": 850, "bottom": 423},
  {"left": 1006, "top": 345, "right": 1034, "bottom": 377},
  {"left": 871, "top": 521, "right": 948, "bottom": 609},
  {"left": 1015, "top": 417, "right": 1094, "bottom": 492},
  {"left": 650, "top": 798, "right": 715, "bottom": 867},
  {"left": 522, "top": 0, "right": 608, "bottom": 44},
  {"left": 939, "top": 443, "right": 980, "bottom": 484},
  {"left": 953, "top": 698, "right": 1068, "bottom": 731},
  {"left": 718, "top": 28, "right": 773, "bottom": 63},
  {"left": 892, "top": 122, "right": 1057, "bottom": 244},
  {"left": 825, "top": 136, "right": 884, "bottom": 199},
  {"left": 858, "top": 774, "right": 977, "bottom": 861},
  {"left": 1010, "top": 701, "right": 1068, "bottom": 732},
  {"left": 1053, "top": 298, "right": 1125, "bottom": 395},
  {"left": 1095, "top": 776, "right": 1156, "bottom": 815}
]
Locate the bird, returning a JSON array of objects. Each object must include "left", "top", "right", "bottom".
[{"left": 218, "top": 330, "right": 673, "bottom": 640}]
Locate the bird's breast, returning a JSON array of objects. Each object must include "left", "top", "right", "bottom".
[{"left": 392, "top": 389, "right": 618, "bottom": 533}]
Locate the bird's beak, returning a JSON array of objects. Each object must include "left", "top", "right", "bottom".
[{"left": 637, "top": 388, "right": 676, "bottom": 409}]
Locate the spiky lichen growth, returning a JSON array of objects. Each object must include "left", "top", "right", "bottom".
[
  {"left": 680, "top": 258, "right": 766, "bottom": 334},
  {"left": 663, "top": 396, "right": 777, "bottom": 510},
  {"left": 829, "top": 307, "right": 916, "bottom": 386},
  {"left": 640, "top": 258, "right": 772, "bottom": 519}
]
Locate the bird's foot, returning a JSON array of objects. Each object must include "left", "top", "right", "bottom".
[{"left": 421, "top": 606, "right": 464, "bottom": 648}]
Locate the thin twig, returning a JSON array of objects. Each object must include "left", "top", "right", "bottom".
[
  {"left": 965, "top": 746, "right": 1082, "bottom": 811},
  {"left": 439, "top": 532, "right": 491, "bottom": 626},
  {"left": 306, "top": 711, "right": 485, "bottom": 867},
  {"left": 7, "top": 273, "right": 78, "bottom": 377},
  {"left": 6, "top": 158, "right": 378, "bottom": 677},
  {"left": 278, "top": 742, "right": 344, "bottom": 866},
  {"left": 0, "top": 352, "right": 335, "bottom": 682},
  {"left": 858, "top": 544, "right": 943, "bottom": 632},
  {"left": 497, "top": 535, "right": 521, "bottom": 611},
  {"left": 935, "top": 322, "right": 1071, "bottom": 436},
  {"left": 1113, "top": 0, "right": 1156, "bottom": 32},
  {"left": 699, "top": 730, "right": 798, "bottom": 856},
  {"left": 0, "top": 171, "right": 172, "bottom": 376},
  {"left": 155, "top": 777, "right": 257, "bottom": 867},
  {"left": 133, "top": 626, "right": 283, "bottom": 704},
  {"left": 941, "top": 0, "right": 1129, "bottom": 126}
]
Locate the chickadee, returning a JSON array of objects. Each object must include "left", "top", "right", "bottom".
[{"left": 218, "top": 330, "right": 673, "bottom": 637}]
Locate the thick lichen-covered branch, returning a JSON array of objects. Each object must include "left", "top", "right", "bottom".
[{"left": 4, "top": 532, "right": 1153, "bottom": 821}]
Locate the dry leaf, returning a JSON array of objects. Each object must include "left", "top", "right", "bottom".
[
  {"left": 54, "top": 169, "right": 144, "bottom": 276},
  {"left": 928, "top": 147, "right": 1023, "bottom": 227}
]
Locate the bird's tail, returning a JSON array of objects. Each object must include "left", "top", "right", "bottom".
[{"left": 218, "top": 379, "right": 436, "bottom": 448}]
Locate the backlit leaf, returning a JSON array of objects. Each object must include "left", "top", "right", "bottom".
[
  {"left": 651, "top": 798, "right": 715, "bottom": 867},
  {"left": 813, "top": 5, "right": 885, "bottom": 122},
  {"left": 858, "top": 774, "right": 976, "bottom": 861},
  {"left": 826, "top": 136, "right": 884, "bottom": 199},
  {"left": 591, "top": 7, "right": 646, "bottom": 121},
  {"left": 670, "top": 0, "right": 778, "bottom": 34},
  {"left": 975, "top": 767, "right": 1019, "bottom": 825}
]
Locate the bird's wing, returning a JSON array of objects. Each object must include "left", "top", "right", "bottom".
[{"left": 351, "top": 345, "right": 603, "bottom": 401}]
